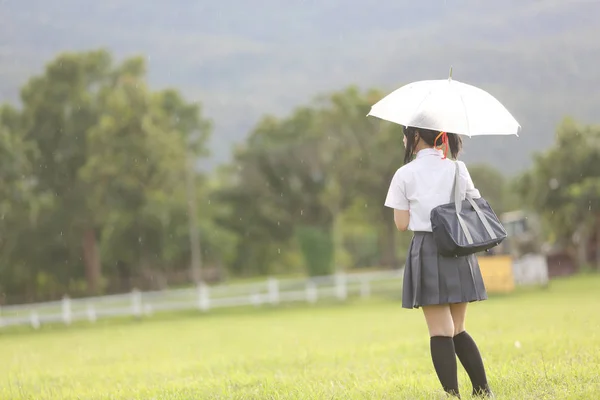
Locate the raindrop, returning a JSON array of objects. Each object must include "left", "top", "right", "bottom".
[
  {"left": 208, "top": 200, "right": 211, "bottom": 205},
  {"left": 277, "top": 221, "right": 280, "bottom": 226},
  {"left": 138, "top": 237, "right": 142, "bottom": 243},
  {"left": 300, "top": 210, "right": 304, "bottom": 216},
  {"left": 364, "top": 203, "right": 368, "bottom": 208},
  {"left": 278, "top": 248, "right": 281, "bottom": 254}
]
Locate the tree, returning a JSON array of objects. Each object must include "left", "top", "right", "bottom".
[
  {"left": 517, "top": 117, "right": 600, "bottom": 268},
  {"left": 15, "top": 50, "right": 124, "bottom": 294},
  {"left": 214, "top": 110, "right": 337, "bottom": 276},
  {"left": 0, "top": 105, "right": 55, "bottom": 302},
  {"left": 317, "top": 87, "right": 406, "bottom": 269},
  {"left": 0, "top": 49, "right": 214, "bottom": 302},
  {"left": 215, "top": 87, "right": 409, "bottom": 276}
]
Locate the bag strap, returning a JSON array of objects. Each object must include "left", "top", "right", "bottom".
[
  {"left": 451, "top": 161, "right": 473, "bottom": 244},
  {"left": 451, "top": 161, "right": 463, "bottom": 212},
  {"left": 452, "top": 161, "right": 498, "bottom": 242},
  {"left": 466, "top": 197, "right": 498, "bottom": 240}
]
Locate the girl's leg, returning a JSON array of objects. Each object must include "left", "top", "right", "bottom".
[
  {"left": 422, "top": 305, "right": 460, "bottom": 398},
  {"left": 449, "top": 303, "right": 493, "bottom": 397}
]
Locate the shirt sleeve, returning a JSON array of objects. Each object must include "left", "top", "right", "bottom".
[
  {"left": 458, "top": 161, "right": 481, "bottom": 199},
  {"left": 384, "top": 168, "right": 410, "bottom": 210}
]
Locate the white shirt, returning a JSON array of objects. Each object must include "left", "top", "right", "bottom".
[{"left": 384, "top": 148, "right": 481, "bottom": 232}]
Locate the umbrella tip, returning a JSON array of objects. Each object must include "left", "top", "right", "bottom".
[{"left": 448, "top": 66, "right": 453, "bottom": 81}]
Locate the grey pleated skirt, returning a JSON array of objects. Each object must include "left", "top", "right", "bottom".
[{"left": 402, "top": 231, "right": 488, "bottom": 309}]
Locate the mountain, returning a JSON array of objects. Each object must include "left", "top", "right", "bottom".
[{"left": 1, "top": 0, "right": 600, "bottom": 174}]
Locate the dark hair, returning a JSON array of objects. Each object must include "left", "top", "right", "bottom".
[{"left": 403, "top": 126, "right": 463, "bottom": 164}]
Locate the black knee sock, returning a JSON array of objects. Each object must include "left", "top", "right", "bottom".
[
  {"left": 453, "top": 331, "right": 492, "bottom": 396},
  {"left": 430, "top": 336, "right": 460, "bottom": 397}
]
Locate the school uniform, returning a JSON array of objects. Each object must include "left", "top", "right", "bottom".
[{"left": 385, "top": 148, "right": 488, "bottom": 309}]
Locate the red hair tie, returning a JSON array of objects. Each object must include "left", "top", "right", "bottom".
[{"left": 434, "top": 131, "right": 449, "bottom": 159}]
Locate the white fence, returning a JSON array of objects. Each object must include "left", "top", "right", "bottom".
[{"left": 0, "top": 270, "right": 404, "bottom": 329}]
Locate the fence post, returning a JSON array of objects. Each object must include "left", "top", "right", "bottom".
[
  {"left": 61, "top": 295, "right": 72, "bottom": 325},
  {"left": 360, "top": 278, "right": 371, "bottom": 299},
  {"left": 335, "top": 272, "right": 347, "bottom": 301},
  {"left": 86, "top": 303, "right": 97, "bottom": 323},
  {"left": 197, "top": 282, "right": 210, "bottom": 312},
  {"left": 268, "top": 277, "right": 279, "bottom": 305},
  {"left": 305, "top": 280, "right": 317, "bottom": 304},
  {"left": 30, "top": 311, "right": 40, "bottom": 329},
  {"left": 131, "top": 289, "right": 142, "bottom": 318}
]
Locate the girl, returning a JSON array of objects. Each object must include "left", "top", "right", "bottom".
[{"left": 384, "top": 126, "right": 493, "bottom": 398}]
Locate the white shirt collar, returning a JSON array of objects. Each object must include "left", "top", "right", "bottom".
[{"left": 416, "top": 148, "right": 443, "bottom": 159}]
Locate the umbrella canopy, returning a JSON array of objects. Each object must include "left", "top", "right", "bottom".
[{"left": 367, "top": 78, "right": 521, "bottom": 137}]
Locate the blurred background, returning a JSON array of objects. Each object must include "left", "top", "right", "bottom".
[{"left": 0, "top": 0, "right": 598, "bottom": 309}]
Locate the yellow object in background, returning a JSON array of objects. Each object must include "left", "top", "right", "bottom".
[{"left": 477, "top": 255, "right": 516, "bottom": 293}]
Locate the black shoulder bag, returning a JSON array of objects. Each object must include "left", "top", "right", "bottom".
[{"left": 430, "top": 161, "right": 507, "bottom": 257}]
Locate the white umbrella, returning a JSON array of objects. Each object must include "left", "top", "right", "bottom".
[{"left": 367, "top": 75, "right": 521, "bottom": 137}]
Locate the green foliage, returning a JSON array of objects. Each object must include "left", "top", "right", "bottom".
[
  {"left": 214, "top": 87, "right": 405, "bottom": 276},
  {"left": 516, "top": 117, "right": 600, "bottom": 266},
  {"left": 0, "top": 50, "right": 216, "bottom": 302},
  {"left": 295, "top": 225, "right": 335, "bottom": 276}
]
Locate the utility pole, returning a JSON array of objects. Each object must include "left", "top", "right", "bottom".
[{"left": 185, "top": 153, "right": 203, "bottom": 283}]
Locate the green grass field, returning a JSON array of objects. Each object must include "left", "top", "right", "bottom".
[{"left": 1, "top": 275, "right": 599, "bottom": 400}]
